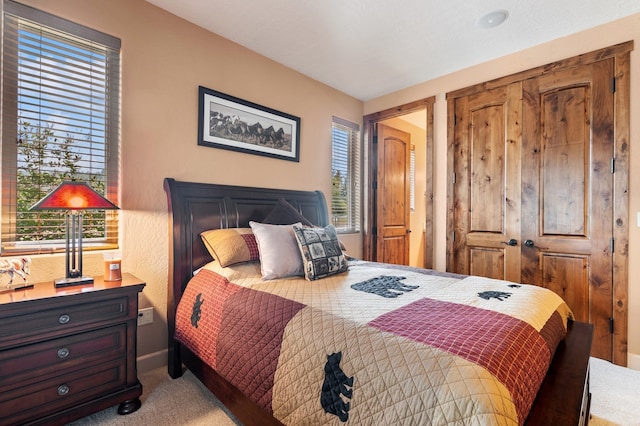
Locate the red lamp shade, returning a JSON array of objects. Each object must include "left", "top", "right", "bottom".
[
  {"left": 30, "top": 181, "right": 118, "bottom": 211},
  {"left": 29, "top": 181, "right": 118, "bottom": 288}
]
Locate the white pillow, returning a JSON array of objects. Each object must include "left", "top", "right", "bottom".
[{"left": 249, "top": 221, "right": 304, "bottom": 280}]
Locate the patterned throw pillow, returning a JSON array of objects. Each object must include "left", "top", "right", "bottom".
[
  {"left": 200, "top": 228, "right": 259, "bottom": 267},
  {"left": 292, "top": 224, "right": 348, "bottom": 281}
]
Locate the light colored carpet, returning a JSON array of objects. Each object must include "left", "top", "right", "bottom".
[
  {"left": 589, "top": 357, "right": 640, "bottom": 426},
  {"left": 67, "top": 367, "right": 241, "bottom": 425},
  {"left": 69, "top": 357, "right": 639, "bottom": 425}
]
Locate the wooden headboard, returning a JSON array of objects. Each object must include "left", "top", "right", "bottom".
[{"left": 163, "top": 177, "right": 329, "bottom": 376}]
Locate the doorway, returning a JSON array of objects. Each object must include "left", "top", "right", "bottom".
[{"left": 363, "top": 97, "right": 435, "bottom": 268}]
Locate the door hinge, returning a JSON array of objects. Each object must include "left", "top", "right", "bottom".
[
  {"left": 372, "top": 226, "right": 377, "bottom": 236},
  {"left": 612, "top": 77, "right": 616, "bottom": 93},
  {"left": 373, "top": 136, "right": 378, "bottom": 145},
  {"left": 452, "top": 231, "right": 455, "bottom": 242},
  {"left": 611, "top": 157, "right": 615, "bottom": 173},
  {"left": 609, "top": 317, "right": 614, "bottom": 334},
  {"left": 610, "top": 237, "right": 615, "bottom": 253},
  {"left": 372, "top": 180, "right": 377, "bottom": 190},
  {"left": 452, "top": 172, "right": 456, "bottom": 184}
]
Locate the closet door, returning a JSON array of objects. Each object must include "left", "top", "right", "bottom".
[
  {"left": 449, "top": 59, "right": 615, "bottom": 360},
  {"left": 521, "top": 59, "right": 614, "bottom": 360},
  {"left": 450, "top": 82, "right": 522, "bottom": 282}
]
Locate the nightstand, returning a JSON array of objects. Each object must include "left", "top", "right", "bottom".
[{"left": 0, "top": 273, "right": 145, "bottom": 426}]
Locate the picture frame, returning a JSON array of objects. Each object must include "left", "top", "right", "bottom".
[{"left": 197, "top": 86, "right": 300, "bottom": 162}]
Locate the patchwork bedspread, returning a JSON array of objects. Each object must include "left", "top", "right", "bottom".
[{"left": 175, "top": 260, "right": 573, "bottom": 425}]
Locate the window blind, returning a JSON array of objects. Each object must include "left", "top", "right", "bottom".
[
  {"left": 331, "top": 117, "right": 360, "bottom": 233},
  {"left": 1, "top": 0, "right": 120, "bottom": 254}
]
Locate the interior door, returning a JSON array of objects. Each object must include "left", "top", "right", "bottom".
[
  {"left": 450, "top": 59, "right": 615, "bottom": 360},
  {"left": 451, "top": 82, "right": 522, "bottom": 281},
  {"left": 520, "top": 59, "right": 614, "bottom": 360},
  {"left": 375, "top": 123, "right": 410, "bottom": 265}
]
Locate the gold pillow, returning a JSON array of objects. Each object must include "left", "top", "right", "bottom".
[{"left": 200, "top": 228, "right": 259, "bottom": 267}]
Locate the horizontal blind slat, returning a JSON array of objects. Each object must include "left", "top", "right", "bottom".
[{"left": 331, "top": 119, "right": 361, "bottom": 233}]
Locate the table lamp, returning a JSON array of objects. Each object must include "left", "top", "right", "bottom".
[{"left": 30, "top": 181, "right": 119, "bottom": 288}]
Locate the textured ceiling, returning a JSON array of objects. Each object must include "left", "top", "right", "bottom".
[{"left": 146, "top": 0, "right": 640, "bottom": 101}]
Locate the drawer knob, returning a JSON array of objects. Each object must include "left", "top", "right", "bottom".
[
  {"left": 57, "top": 384, "right": 70, "bottom": 396},
  {"left": 57, "top": 347, "right": 70, "bottom": 359},
  {"left": 58, "top": 314, "right": 70, "bottom": 324}
]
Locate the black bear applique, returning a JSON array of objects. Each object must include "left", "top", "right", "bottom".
[
  {"left": 191, "top": 293, "right": 204, "bottom": 328},
  {"left": 351, "top": 275, "right": 418, "bottom": 298},
  {"left": 320, "top": 352, "right": 354, "bottom": 422},
  {"left": 478, "top": 290, "right": 512, "bottom": 301}
]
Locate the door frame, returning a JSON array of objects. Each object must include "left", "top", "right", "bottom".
[
  {"left": 363, "top": 97, "right": 435, "bottom": 268},
  {"left": 445, "top": 41, "right": 632, "bottom": 365}
]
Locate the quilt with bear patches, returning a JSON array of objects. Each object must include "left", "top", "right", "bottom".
[{"left": 175, "top": 260, "right": 573, "bottom": 425}]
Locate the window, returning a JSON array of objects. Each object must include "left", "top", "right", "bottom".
[
  {"left": 1, "top": 0, "right": 120, "bottom": 255},
  {"left": 331, "top": 117, "right": 360, "bottom": 233}
]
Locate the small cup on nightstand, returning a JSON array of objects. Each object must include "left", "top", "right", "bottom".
[{"left": 104, "top": 252, "right": 122, "bottom": 281}]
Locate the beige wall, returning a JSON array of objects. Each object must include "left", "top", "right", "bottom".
[
  {"left": 365, "top": 13, "right": 640, "bottom": 366},
  {"left": 11, "top": 0, "right": 363, "bottom": 367}
]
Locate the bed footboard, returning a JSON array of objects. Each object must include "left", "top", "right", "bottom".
[{"left": 525, "top": 320, "right": 593, "bottom": 425}]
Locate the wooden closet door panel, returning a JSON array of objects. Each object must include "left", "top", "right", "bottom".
[
  {"left": 450, "top": 95, "right": 470, "bottom": 274},
  {"left": 541, "top": 85, "right": 588, "bottom": 235},
  {"left": 521, "top": 59, "right": 614, "bottom": 360},
  {"left": 470, "top": 104, "right": 505, "bottom": 233},
  {"left": 452, "top": 83, "right": 522, "bottom": 281},
  {"left": 469, "top": 248, "right": 505, "bottom": 279}
]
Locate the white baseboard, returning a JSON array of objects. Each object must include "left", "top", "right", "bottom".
[
  {"left": 137, "top": 349, "right": 167, "bottom": 374},
  {"left": 627, "top": 352, "right": 640, "bottom": 371}
]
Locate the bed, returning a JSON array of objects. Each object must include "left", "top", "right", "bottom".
[{"left": 164, "top": 177, "right": 593, "bottom": 425}]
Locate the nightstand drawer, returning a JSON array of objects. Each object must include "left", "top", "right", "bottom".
[
  {"left": 0, "top": 275, "right": 144, "bottom": 424},
  {"left": 0, "top": 325, "right": 126, "bottom": 392},
  {"left": 0, "top": 296, "right": 130, "bottom": 347},
  {"left": 0, "top": 358, "right": 126, "bottom": 426}
]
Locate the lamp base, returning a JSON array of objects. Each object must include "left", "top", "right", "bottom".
[{"left": 54, "top": 276, "right": 94, "bottom": 288}]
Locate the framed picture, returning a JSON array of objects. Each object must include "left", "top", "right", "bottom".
[{"left": 197, "top": 86, "right": 300, "bottom": 162}]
